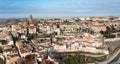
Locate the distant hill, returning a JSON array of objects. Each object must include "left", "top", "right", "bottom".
[{"left": 0, "top": 18, "right": 27, "bottom": 25}]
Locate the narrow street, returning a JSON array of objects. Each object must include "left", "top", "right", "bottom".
[{"left": 96, "top": 47, "right": 120, "bottom": 64}]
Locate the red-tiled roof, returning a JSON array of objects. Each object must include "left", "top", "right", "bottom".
[
  {"left": 41, "top": 60, "right": 48, "bottom": 64},
  {"left": 41, "top": 60, "right": 54, "bottom": 64},
  {"left": 24, "top": 59, "right": 36, "bottom": 64},
  {"left": 20, "top": 48, "right": 26, "bottom": 54}
]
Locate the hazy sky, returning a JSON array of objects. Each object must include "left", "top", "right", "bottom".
[{"left": 0, "top": 0, "right": 120, "bottom": 18}]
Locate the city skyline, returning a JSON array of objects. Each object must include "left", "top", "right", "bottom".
[{"left": 0, "top": 0, "right": 120, "bottom": 18}]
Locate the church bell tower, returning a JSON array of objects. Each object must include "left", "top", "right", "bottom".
[
  {"left": 28, "top": 15, "right": 36, "bottom": 34},
  {"left": 29, "top": 15, "right": 33, "bottom": 24}
]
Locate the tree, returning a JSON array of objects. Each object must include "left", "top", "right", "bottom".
[
  {"left": 27, "top": 34, "right": 34, "bottom": 41},
  {"left": 106, "top": 26, "right": 111, "bottom": 31},
  {"left": 75, "top": 19, "right": 79, "bottom": 22},
  {"left": 0, "top": 58, "right": 3, "bottom": 64},
  {"left": 0, "top": 40, "right": 7, "bottom": 45},
  {"left": 63, "top": 55, "right": 85, "bottom": 64},
  {"left": 25, "top": 54, "right": 35, "bottom": 61},
  {"left": 0, "top": 46, "right": 3, "bottom": 53},
  {"left": 103, "top": 34, "right": 115, "bottom": 38},
  {"left": 100, "top": 30, "right": 104, "bottom": 34},
  {"left": 79, "top": 55, "right": 84, "bottom": 63}
]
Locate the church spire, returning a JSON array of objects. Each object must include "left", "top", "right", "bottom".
[{"left": 29, "top": 14, "right": 33, "bottom": 24}]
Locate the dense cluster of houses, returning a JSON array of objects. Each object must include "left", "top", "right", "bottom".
[{"left": 0, "top": 15, "right": 120, "bottom": 64}]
